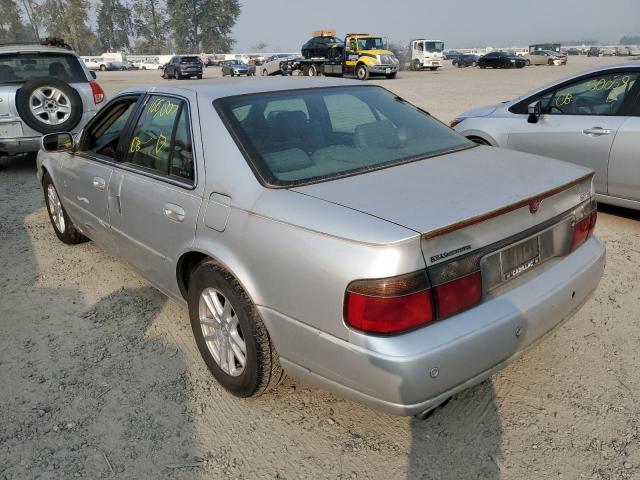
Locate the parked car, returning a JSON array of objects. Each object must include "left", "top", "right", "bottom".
[
  {"left": 525, "top": 50, "right": 568, "bottom": 66},
  {"left": 301, "top": 35, "right": 344, "bottom": 59},
  {"left": 221, "top": 59, "right": 255, "bottom": 76},
  {"left": 443, "top": 50, "right": 463, "bottom": 61},
  {"left": 37, "top": 78, "right": 604, "bottom": 417},
  {"left": 567, "top": 48, "right": 581, "bottom": 56},
  {"left": 453, "top": 54, "right": 480, "bottom": 68},
  {"left": 162, "top": 55, "right": 203, "bottom": 80},
  {"left": 587, "top": 47, "right": 601, "bottom": 57},
  {"left": 0, "top": 39, "right": 105, "bottom": 160},
  {"left": 135, "top": 60, "right": 161, "bottom": 70},
  {"left": 261, "top": 54, "right": 300, "bottom": 76},
  {"left": 452, "top": 63, "right": 640, "bottom": 209},
  {"left": 478, "top": 51, "right": 526, "bottom": 69}
]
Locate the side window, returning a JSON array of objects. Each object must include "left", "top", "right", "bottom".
[
  {"left": 126, "top": 95, "right": 194, "bottom": 183},
  {"left": 83, "top": 98, "right": 139, "bottom": 158},
  {"left": 540, "top": 72, "right": 639, "bottom": 116},
  {"left": 323, "top": 93, "right": 376, "bottom": 133}
]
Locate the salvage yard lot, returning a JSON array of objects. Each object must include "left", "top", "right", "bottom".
[{"left": 1, "top": 56, "right": 639, "bottom": 479}]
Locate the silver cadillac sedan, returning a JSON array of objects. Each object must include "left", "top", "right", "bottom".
[
  {"left": 37, "top": 78, "right": 605, "bottom": 417},
  {"left": 453, "top": 63, "right": 640, "bottom": 210}
]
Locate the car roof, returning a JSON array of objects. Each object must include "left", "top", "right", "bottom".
[
  {"left": 0, "top": 44, "right": 77, "bottom": 55},
  {"left": 122, "top": 77, "right": 364, "bottom": 101}
]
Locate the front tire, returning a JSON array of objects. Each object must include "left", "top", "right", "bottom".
[
  {"left": 42, "top": 173, "right": 88, "bottom": 245},
  {"left": 355, "top": 64, "right": 369, "bottom": 80},
  {"left": 188, "top": 260, "right": 284, "bottom": 397}
]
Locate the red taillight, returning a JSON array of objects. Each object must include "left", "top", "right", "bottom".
[
  {"left": 89, "top": 81, "right": 105, "bottom": 104},
  {"left": 344, "top": 272, "right": 434, "bottom": 334},
  {"left": 344, "top": 267, "right": 484, "bottom": 334},
  {"left": 345, "top": 290, "right": 434, "bottom": 334},
  {"left": 570, "top": 206, "right": 597, "bottom": 252},
  {"left": 433, "top": 271, "right": 483, "bottom": 319}
]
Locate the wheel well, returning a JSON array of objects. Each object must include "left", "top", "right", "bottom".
[
  {"left": 466, "top": 135, "right": 492, "bottom": 146},
  {"left": 176, "top": 251, "right": 208, "bottom": 299}
]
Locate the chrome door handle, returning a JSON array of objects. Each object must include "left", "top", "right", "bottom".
[
  {"left": 583, "top": 127, "right": 612, "bottom": 136},
  {"left": 92, "top": 177, "right": 106, "bottom": 190},
  {"left": 164, "top": 204, "right": 185, "bottom": 222}
]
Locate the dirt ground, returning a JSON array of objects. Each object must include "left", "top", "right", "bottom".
[{"left": 1, "top": 56, "right": 639, "bottom": 480}]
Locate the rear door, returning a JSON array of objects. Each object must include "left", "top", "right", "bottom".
[
  {"left": 107, "top": 92, "right": 204, "bottom": 296},
  {"left": 507, "top": 70, "right": 640, "bottom": 194},
  {"left": 606, "top": 85, "right": 640, "bottom": 201}
]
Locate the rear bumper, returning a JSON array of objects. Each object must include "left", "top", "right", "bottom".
[
  {"left": 259, "top": 235, "right": 605, "bottom": 416},
  {"left": 0, "top": 136, "right": 40, "bottom": 155}
]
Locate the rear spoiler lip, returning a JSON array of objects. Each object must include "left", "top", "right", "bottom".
[{"left": 422, "top": 172, "right": 595, "bottom": 241}]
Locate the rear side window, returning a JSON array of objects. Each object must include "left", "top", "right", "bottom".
[
  {"left": 0, "top": 53, "right": 86, "bottom": 84},
  {"left": 126, "top": 95, "right": 195, "bottom": 183}
]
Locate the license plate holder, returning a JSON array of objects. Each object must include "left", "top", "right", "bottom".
[
  {"left": 0, "top": 121, "right": 23, "bottom": 138},
  {"left": 501, "top": 236, "right": 540, "bottom": 281},
  {"left": 385, "top": 67, "right": 391, "bottom": 74}
]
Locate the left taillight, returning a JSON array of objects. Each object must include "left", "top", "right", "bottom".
[
  {"left": 344, "top": 272, "right": 434, "bottom": 334},
  {"left": 89, "top": 80, "right": 105, "bottom": 105},
  {"left": 344, "top": 262, "right": 484, "bottom": 335}
]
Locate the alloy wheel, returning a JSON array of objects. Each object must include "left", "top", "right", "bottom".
[
  {"left": 30, "top": 87, "right": 71, "bottom": 126},
  {"left": 46, "top": 184, "right": 66, "bottom": 233},
  {"left": 199, "top": 288, "right": 246, "bottom": 376}
]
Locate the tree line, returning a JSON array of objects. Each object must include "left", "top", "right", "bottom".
[{"left": 0, "top": 0, "right": 240, "bottom": 55}]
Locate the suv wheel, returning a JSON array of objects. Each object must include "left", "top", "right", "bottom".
[{"left": 16, "top": 77, "right": 83, "bottom": 134}]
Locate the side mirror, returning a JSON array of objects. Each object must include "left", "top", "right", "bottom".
[
  {"left": 90, "top": 70, "right": 97, "bottom": 79},
  {"left": 527, "top": 100, "right": 541, "bottom": 124},
  {"left": 41, "top": 132, "right": 74, "bottom": 153}
]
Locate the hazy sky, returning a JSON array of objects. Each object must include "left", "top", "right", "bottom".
[{"left": 232, "top": 0, "right": 640, "bottom": 51}]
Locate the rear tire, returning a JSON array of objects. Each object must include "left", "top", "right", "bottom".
[
  {"left": 188, "top": 260, "right": 284, "bottom": 397},
  {"left": 42, "top": 173, "right": 88, "bottom": 245},
  {"left": 468, "top": 136, "right": 491, "bottom": 146},
  {"left": 525, "top": 59, "right": 531, "bottom": 66}
]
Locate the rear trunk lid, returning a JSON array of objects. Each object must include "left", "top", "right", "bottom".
[{"left": 292, "top": 145, "right": 594, "bottom": 266}]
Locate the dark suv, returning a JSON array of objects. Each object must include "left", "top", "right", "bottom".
[{"left": 162, "top": 55, "right": 203, "bottom": 80}]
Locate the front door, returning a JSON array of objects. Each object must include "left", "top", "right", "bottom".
[
  {"left": 107, "top": 93, "right": 204, "bottom": 296},
  {"left": 508, "top": 70, "right": 640, "bottom": 195},
  {"left": 58, "top": 95, "right": 140, "bottom": 249}
]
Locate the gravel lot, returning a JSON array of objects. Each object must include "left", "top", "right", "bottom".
[{"left": 1, "top": 56, "right": 639, "bottom": 480}]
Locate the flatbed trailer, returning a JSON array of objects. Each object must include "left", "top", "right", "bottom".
[{"left": 281, "top": 32, "right": 399, "bottom": 80}]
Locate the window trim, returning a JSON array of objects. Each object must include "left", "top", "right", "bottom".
[
  {"left": 213, "top": 84, "right": 476, "bottom": 189},
  {"left": 76, "top": 93, "right": 144, "bottom": 166},
  {"left": 509, "top": 67, "right": 640, "bottom": 117},
  {"left": 117, "top": 92, "right": 198, "bottom": 190}
]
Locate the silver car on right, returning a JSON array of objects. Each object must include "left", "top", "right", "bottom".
[{"left": 453, "top": 63, "right": 640, "bottom": 210}]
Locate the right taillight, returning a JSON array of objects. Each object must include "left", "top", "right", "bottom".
[{"left": 570, "top": 202, "right": 597, "bottom": 252}]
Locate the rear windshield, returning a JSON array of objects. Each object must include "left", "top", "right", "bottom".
[
  {"left": 180, "top": 56, "right": 201, "bottom": 62},
  {"left": 0, "top": 53, "right": 86, "bottom": 84},
  {"left": 215, "top": 86, "right": 472, "bottom": 187}
]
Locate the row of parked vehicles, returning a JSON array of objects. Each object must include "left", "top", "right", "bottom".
[{"left": 1, "top": 36, "right": 637, "bottom": 421}]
